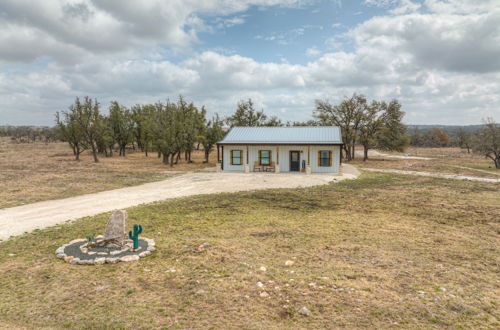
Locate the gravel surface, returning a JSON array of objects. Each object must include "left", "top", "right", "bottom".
[{"left": 65, "top": 240, "right": 149, "bottom": 261}]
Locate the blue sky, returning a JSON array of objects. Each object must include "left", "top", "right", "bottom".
[{"left": 0, "top": 0, "right": 499, "bottom": 125}]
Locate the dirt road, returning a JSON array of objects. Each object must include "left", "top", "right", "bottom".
[{"left": 0, "top": 165, "right": 359, "bottom": 241}]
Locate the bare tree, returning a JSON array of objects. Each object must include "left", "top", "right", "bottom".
[
  {"left": 456, "top": 128, "right": 472, "bottom": 153},
  {"left": 472, "top": 119, "right": 500, "bottom": 169}
]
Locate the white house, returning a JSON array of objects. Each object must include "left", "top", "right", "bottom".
[{"left": 216, "top": 126, "right": 343, "bottom": 174}]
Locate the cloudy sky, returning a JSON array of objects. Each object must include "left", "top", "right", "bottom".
[{"left": 0, "top": 0, "right": 499, "bottom": 126}]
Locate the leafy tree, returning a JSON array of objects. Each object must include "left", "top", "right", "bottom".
[
  {"left": 109, "top": 101, "right": 134, "bottom": 156},
  {"left": 71, "top": 97, "right": 103, "bottom": 163},
  {"left": 226, "top": 99, "right": 268, "bottom": 127},
  {"left": 472, "top": 119, "right": 500, "bottom": 169},
  {"left": 201, "top": 114, "right": 225, "bottom": 163},
  {"left": 376, "top": 99, "right": 410, "bottom": 152},
  {"left": 55, "top": 109, "right": 87, "bottom": 160},
  {"left": 314, "top": 93, "right": 366, "bottom": 161},
  {"left": 359, "top": 101, "right": 385, "bottom": 161}
]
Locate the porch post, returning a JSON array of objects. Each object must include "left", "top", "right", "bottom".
[
  {"left": 275, "top": 145, "right": 280, "bottom": 173},
  {"left": 245, "top": 145, "right": 250, "bottom": 173},
  {"left": 306, "top": 145, "right": 311, "bottom": 175}
]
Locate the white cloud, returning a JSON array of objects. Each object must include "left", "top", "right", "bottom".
[
  {"left": 1, "top": 0, "right": 500, "bottom": 126},
  {"left": 0, "top": 0, "right": 316, "bottom": 63},
  {"left": 306, "top": 47, "right": 321, "bottom": 57}
]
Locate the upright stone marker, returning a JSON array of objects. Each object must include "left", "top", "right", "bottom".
[{"left": 104, "top": 210, "right": 127, "bottom": 246}]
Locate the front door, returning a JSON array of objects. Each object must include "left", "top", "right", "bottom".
[{"left": 290, "top": 151, "right": 300, "bottom": 171}]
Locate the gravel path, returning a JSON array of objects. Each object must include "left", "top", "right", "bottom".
[
  {"left": 357, "top": 149, "right": 434, "bottom": 160},
  {"left": 0, "top": 165, "right": 359, "bottom": 241},
  {"left": 362, "top": 168, "right": 500, "bottom": 183}
]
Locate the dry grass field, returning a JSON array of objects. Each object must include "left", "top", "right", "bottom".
[
  {"left": 0, "top": 138, "right": 215, "bottom": 209},
  {"left": 352, "top": 146, "right": 500, "bottom": 179},
  {"left": 0, "top": 172, "right": 498, "bottom": 328}
]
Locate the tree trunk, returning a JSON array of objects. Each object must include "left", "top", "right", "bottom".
[
  {"left": 75, "top": 146, "right": 80, "bottom": 161},
  {"left": 188, "top": 151, "right": 192, "bottom": 163},
  {"left": 158, "top": 151, "right": 161, "bottom": 158},
  {"left": 145, "top": 146, "right": 148, "bottom": 157},
  {"left": 162, "top": 153, "right": 169, "bottom": 165},
  {"left": 496, "top": 157, "right": 500, "bottom": 169},
  {"left": 363, "top": 145, "right": 369, "bottom": 161},
  {"left": 91, "top": 144, "right": 99, "bottom": 163},
  {"left": 175, "top": 152, "right": 180, "bottom": 164},
  {"left": 170, "top": 153, "right": 176, "bottom": 167},
  {"left": 204, "top": 149, "right": 209, "bottom": 163}
]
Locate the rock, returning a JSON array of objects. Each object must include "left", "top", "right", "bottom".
[
  {"left": 196, "top": 289, "right": 207, "bottom": 295},
  {"left": 110, "top": 250, "right": 122, "bottom": 255},
  {"left": 55, "top": 245, "right": 66, "bottom": 255},
  {"left": 139, "top": 251, "right": 151, "bottom": 258},
  {"left": 257, "top": 281, "right": 264, "bottom": 288},
  {"left": 56, "top": 253, "right": 66, "bottom": 259},
  {"left": 105, "top": 257, "right": 119, "bottom": 264},
  {"left": 8, "top": 253, "right": 16, "bottom": 257},
  {"left": 120, "top": 255, "right": 140, "bottom": 262},
  {"left": 285, "top": 260, "right": 294, "bottom": 266},
  {"left": 259, "top": 266, "right": 267, "bottom": 272},
  {"left": 78, "top": 259, "right": 95, "bottom": 265},
  {"left": 70, "top": 258, "right": 80, "bottom": 265},
  {"left": 64, "top": 256, "right": 74, "bottom": 263},
  {"left": 94, "top": 257, "right": 106, "bottom": 265},
  {"left": 166, "top": 268, "right": 176, "bottom": 273},
  {"left": 103, "top": 210, "right": 128, "bottom": 245},
  {"left": 298, "top": 307, "right": 311, "bottom": 316},
  {"left": 260, "top": 291, "right": 270, "bottom": 297},
  {"left": 439, "top": 287, "right": 446, "bottom": 292},
  {"left": 147, "top": 246, "right": 156, "bottom": 252},
  {"left": 69, "top": 238, "right": 86, "bottom": 244}
]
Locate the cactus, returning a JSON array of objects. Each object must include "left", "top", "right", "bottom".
[{"left": 128, "top": 224, "right": 143, "bottom": 249}]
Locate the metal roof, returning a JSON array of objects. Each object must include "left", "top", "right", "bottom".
[{"left": 218, "top": 126, "right": 342, "bottom": 145}]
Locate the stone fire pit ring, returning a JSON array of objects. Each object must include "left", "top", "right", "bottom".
[{"left": 55, "top": 236, "right": 155, "bottom": 265}]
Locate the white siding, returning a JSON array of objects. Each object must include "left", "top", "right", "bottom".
[
  {"left": 222, "top": 146, "right": 246, "bottom": 172},
  {"left": 221, "top": 144, "right": 341, "bottom": 174},
  {"left": 277, "top": 146, "right": 307, "bottom": 172},
  {"left": 311, "top": 145, "right": 340, "bottom": 173},
  {"left": 248, "top": 145, "right": 277, "bottom": 171}
]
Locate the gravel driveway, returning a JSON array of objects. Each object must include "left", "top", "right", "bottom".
[{"left": 0, "top": 165, "right": 359, "bottom": 241}]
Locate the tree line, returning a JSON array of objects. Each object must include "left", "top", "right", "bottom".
[
  {"left": 3, "top": 93, "right": 498, "bottom": 168},
  {"left": 0, "top": 126, "right": 58, "bottom": 144},
  {"left": 55, "top": 96, "right": 225, "bottom": 165}
]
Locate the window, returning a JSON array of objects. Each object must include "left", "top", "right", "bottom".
[
  {"left": 259, "top": 150, "right": 271, "bottom": 165},
  {"left": 319, "top": 150, "right": 332, "bottom": 167},
  {"left": 230, "top": 150, "right": 242, "bottom": 165}
]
